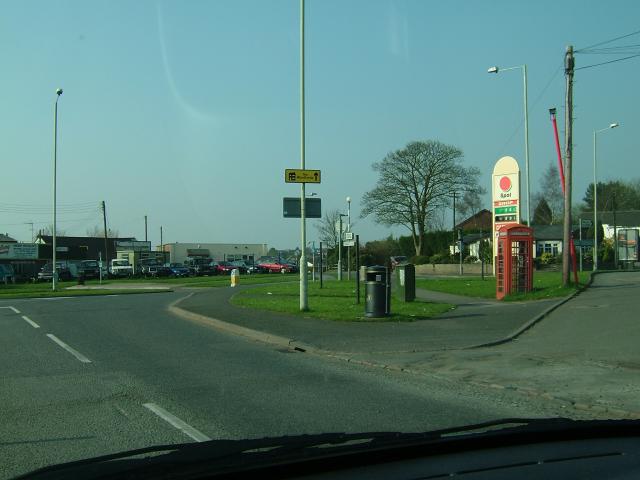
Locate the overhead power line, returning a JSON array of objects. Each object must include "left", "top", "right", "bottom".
[
  {"left": 575, "top": 28, "right": 640, "bottom": 53},
  {"left": 575, "top": 53, "right": 640, "bottom": 71}
]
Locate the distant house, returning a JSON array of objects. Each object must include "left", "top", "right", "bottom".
[
  {"left": 0, "top": 233, "right": 17, "bottom": 243},
  {"left": 455, "top": 209, "right": 492, "bottom": 232},
  {"left": 531, "top": 225, "right": 564, "bottom": 258}
]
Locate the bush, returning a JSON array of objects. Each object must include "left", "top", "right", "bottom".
[
  {"left": 410, "top": 255, "right": 430, "bottom": 265},
  {"left": 464, "top": 255, "right": 478, "bottom": 264},
  {"left": 538, "top": 252, "right": 556, "bottom": 265},
  {"left": 430, "top": 253, "right": 451, "bottom": 264}
]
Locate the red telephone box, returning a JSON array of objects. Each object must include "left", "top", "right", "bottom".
[{"left": 496, "top": 224, "right": 533, "bottom": 300}]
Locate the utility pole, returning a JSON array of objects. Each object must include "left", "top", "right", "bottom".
[
  {"left": 613, "top": 193, "right": 618, "bottom": 268},
  {"left": 452, "top": 192, "right": 457, "bottom": 246},
  {"left": 144, "top": 215, "right": 148, "bottom": 242},
  {"left": 338, "top": 215, "right": 343, "bottom": 281},
  {"left": 160, "top": 226, "right": 163, "bottom": 254},
  {"left": 562, "top": 45, "right": 575, "bottom": 286},
  {"left": 101, "top": 201, "right": 109, "bottom": 264}
]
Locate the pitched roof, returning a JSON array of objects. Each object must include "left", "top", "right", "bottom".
[
  {"left": 0, "top": 233, "right": 17, "bottom": 243},
  {"left": 584, "top": 210, "right": 640, "bottom": 227},
  {"left": 455, "top": 209, "right": 492, "bottom": 231},
  {"left": 531, "top": 224, "right": 563, "bottom": 241}
]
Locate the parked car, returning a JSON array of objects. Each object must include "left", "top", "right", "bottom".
[
  {"left": 167, "top": 263, "right": 191, "bottom": 277},
  {"left": 144, "top": 265, "right": 173, "bottom": 278},
  {"left": 78, "top": 260, "right": 101, "bottom": 279},
  {"left": 37, "top": 262, "right": 73, "bottom": 282},
  {"left": 0, "top": 264, "right": 16, "bottom": 283},
  {"left": 230, "top": 260, "right": 262, "bottom": 274},
  {"left": 211, "top": 261, "right": 247, "bottom": 275},
  {"left": 109, "top": 259, "right": 134, "bottom": 278},
  {"left": 184, "top": 257, "right": 216, "bottom": 276},
  {"left": 257, "top": 261, "right": 296, "bottom": 274}
]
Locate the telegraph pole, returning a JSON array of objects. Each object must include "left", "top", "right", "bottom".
[
  {"left": 101, "top": 201, "right": 109, "bottom": 264},
  {"left": 144, "top": 215, "right": 148, "bottom": 242},
  {"left": 562, "top": 45, "right": 575, "bottom": 286}
]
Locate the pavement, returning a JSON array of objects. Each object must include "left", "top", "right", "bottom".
[
  {"left": 174, "top": 284, "right": 560, "bottom": 354},
  {"left": 173, "top": 271, "right": 640, "bottom": 418}
]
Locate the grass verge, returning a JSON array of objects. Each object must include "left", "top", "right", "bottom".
[
  {"left": 231, "top": 280, "right": 454, "bottom": 322},
  {"left": 415, "top": 271, "right": 591, "bottom": 301},
  {"left": 96, "top": 273, "right": 297, "bottom": 288},
  {"left": 0, "top": 284, "right": 171, "bottom": 299}
]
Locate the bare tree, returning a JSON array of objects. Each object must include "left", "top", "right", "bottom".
[
  {"left": 315, "top": 209, "right": 342, "bottom": 251},
  {"left": 537, "top": 162, "right": 564, "bottom": 224},
  {"left": 41, "top": 225, "right": 66, "bottom": 236},
  {"left": 361, "top": 140, "right": 480, "bottom": 256},
  {"left": 456, "top": 186, "right": 487, "bottom": 220},
  {"left": 86, "top": 225, "right": 119, "bottom": 238}
]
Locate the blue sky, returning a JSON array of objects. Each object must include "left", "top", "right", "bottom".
[{"left": 1, "top": 0, "right": 639, "bottom": 249}]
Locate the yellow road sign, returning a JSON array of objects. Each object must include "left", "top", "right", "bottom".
[{"left": 285, "top": 169, "right": 321, "bottom": 184}]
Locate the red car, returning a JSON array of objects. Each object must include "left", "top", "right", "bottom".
[
  {"left": 211, "top": 261, "right": 247, "bottom": 275},
  {"left": 257, "top": 262, "right": 295, "bottom": 274}
]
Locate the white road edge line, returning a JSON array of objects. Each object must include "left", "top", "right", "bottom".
[
  {"left": 9, "top": 306, "right": 20, "bottom": 314},
  {"left": 21, "top": 315, "right": 40, "bottom": 328},
  {"left": 46, "top": 334, "right": 92, "bottom": 363},
  {"left": 143, "top": 403, "right": 211, "bottom": 442}
]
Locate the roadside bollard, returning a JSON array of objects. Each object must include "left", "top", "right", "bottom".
[{"left": 230, "top": 268, "right": 239, "bottom": 287}]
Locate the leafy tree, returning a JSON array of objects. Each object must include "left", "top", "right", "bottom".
[
  {"left": 532, "top": 198, "right": 553, "bottom": 225},
  {"left": 360, "top": 236, "right": 401, "bottom": 266},
  {"left": 582, "top": 180, "right": 640, "bottom": 212},
  {"left": 361, "top": 140, "right": 480, "bottom": 256}
]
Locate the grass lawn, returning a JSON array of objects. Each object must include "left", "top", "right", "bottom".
[
  {"left": 0, "top": 281, "right": 172, "bottom": 299},
  {"left": 0, "top": 274, "right": 297, "bottom": 299},
  {"left": 231, "top": 280, "right": 454, "bottom": 322},
  {"left": 415, "top": 270, "right": 592, "bottom": 301},
  {"left": 99, "top": 273, "right": 298, "bottom": 288}
]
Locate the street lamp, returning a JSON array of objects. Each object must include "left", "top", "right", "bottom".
[
  {"left": 346, "top": 197, "right": 351, "bottom": 280},
  {"left": 593, "top": 122, "right": 619, "bottom": 270},
  {"left": 338, "top": 213, "right": 347, "bottom": 281},
  {"left": 52, "top": 87, "right": 63, "bottom": 291},
  {"left": 488, "top": 64, "right": 530, "bottom": 226}
]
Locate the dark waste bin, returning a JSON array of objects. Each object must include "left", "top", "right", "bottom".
[
  {"left": 394, "top": 264, "right": 415, "bottom": 302},
  {"left": 365, "top": 265, "right": 389, "bottom": 317}
]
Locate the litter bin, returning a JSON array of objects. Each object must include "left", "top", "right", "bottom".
[
  {"left": 365, "top": 265, "right": 389, "bottom": 317},
  {"left": 394, "top": 264, "right": 415, "bottom": 302}
]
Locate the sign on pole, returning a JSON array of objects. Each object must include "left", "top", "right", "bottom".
[
  {"left": 491, "top": 156, "right": 521, "bottom": 270},
  {"left": 283, "top": 197, "right": 321, "bottom": 218},
  {"left": 284, "top": 169, "right": 321, "bottom": 183}
]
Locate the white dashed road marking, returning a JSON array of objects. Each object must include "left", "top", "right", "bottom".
[
  {"left": 46, "top": 334, "right": 92, "bottom": 363},
  {"left": 21, "top": 316, "right": 40, "bottom": 328},
  {"left": 143, "top": 403, "right": 211, "bottom": 442}
]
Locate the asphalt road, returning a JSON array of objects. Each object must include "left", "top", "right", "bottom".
[{"left": 1, "top": 290, "right": 561, "bottom": 479}]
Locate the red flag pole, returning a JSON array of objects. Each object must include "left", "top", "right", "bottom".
[{"left": 550, "top": 108, "right": 579, "bottom": 285}]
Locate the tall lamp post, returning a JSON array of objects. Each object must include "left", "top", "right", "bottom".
[
  {"left": 488, "top": 64, "right": 530, "bottom": 226},
  {"left": 52, "top": 88, "right": 63, "bottom": 291},
  {"left": 346, "top": 196, "right": 351, "bottom": 280},
  {"left": 338, "top": 213, "right": 347, "bottom": 281},
  {"left": 593, "top": 122, "right": 619, "bottom": 270}
]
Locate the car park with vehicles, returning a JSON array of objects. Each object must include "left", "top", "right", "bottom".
[{"left": 230, "top": 260, "right": 262, "bottom": 274}]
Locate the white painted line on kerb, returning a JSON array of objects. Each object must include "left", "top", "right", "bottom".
[
  {"left": 21, "top": 316, "right": 40, "bottom": 328},
  {"left": 46, "top": 334, "right": 92, "bottom": 363},
  {"left": 143, "top": 403, "right": 210, "bottom": 442}
]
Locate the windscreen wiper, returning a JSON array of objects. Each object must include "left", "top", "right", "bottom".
[{"left": 16, "top": 417, "right": 640, "bottom": 480}]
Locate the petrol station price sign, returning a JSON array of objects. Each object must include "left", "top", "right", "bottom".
[{"left": 491, "top": 156, "right": 521, "bottom": 267}]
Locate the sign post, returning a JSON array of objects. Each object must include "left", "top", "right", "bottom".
[{"left": 491, "top": 156, "right": 521, "bottom": 274}]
